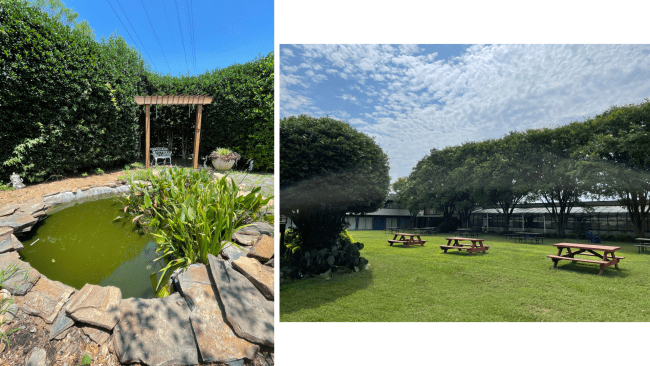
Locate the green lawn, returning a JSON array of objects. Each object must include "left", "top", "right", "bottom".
[{"left": 280, "top": 230, "right": 650, "bottom": 322}]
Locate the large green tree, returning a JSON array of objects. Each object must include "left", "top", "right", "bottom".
[
  {"left": 280, "top": 115, "right": 390, "bottom": 250},
  {"left": 579, "top": 100, "right": 650, "bottom": 237}
]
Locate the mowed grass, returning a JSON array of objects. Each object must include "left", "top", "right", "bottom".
[{"left": 280, "top": 231, "right": 650, "bottom": 322}]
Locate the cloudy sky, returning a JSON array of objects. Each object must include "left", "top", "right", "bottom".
[{"left": 280, "top": 44, "right": 650, "bottom": 183}]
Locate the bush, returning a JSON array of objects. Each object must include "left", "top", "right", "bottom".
[
  {"left": 280, "top": 115, "right": 390, "bottom": 252},
  {"left": 122, "top": 167, "right": 271, "bottom": 291},
  {"left": 437, "top": 217, "right": 462, "bottom": 233}
]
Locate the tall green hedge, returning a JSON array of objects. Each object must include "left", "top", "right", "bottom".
[
  {"left": 0, "top": 1, "right": 273, "bottom": 183},
  {"left": 0, "top": 0, "right": 147, "bottom": 182}
]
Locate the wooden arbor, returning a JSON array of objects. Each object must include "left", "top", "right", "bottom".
[{"left": 134, "top": 95, "right": 214, "bottom": 169}]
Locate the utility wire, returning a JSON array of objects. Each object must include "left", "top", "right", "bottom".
[
  {"left": 105, "top": 0, "right": 140, "bottom": 55},
  {"left": 160, "top": 0, "right": 181, "bottom": 75},
  {"left": 114, "top": 0, "right": 158, "bottom": 71},
  {"left": 139, "top": 0, "right": 172, "bottom": 74},
  {"left": 187, "top": 0, "right": 196, "bottom": 71},
  {"left": 174, "top": 0, "right": 189, "bottom": 75}
]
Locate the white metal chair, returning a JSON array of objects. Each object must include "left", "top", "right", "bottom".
[{"left": 150, "top": 147, "right": 172, "bottom": 166}]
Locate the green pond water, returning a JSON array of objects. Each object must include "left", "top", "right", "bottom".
[{"left": 19, "top": 196, "right": 162, "bottom": 299}]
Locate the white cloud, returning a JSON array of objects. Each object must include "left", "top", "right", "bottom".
[{"left": 281, "top": 44, "right": 650, "bottom": 182}]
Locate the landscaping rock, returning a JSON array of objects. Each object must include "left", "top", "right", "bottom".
[
  {"left": 17, "top": 200, "right": 45, "bottom": 216},
  {"left": 220, "top": 242, "right": 248, "bottom": 264},
  {"left": 89, "top": 186, "right": 115, "bottom": 196},
  {"left": 0, "top": 251, "right": 41, "bottom": 295},
  {"left": 0, "top": 234, "right": 22, "bottom": 253},
  {"left": 208, "top": 254, "right": 274, "bottom": 346},
  {"left": 232, "top": 233, "right": 256, "bottom": 246},
  {"left": 43, "top": 191, "right": 76, "bottom": 205},
  {"left": 74, "top": 189, "right": 91, "bottom": 199},
  {"left": 115, "top": 185, "right": 130, "bottom": 193},
  {"left": 191, "top": 303, "right": 259, "bottom": 363},
  {"left": 0, "top": 289, "right": 18, "bottom": 323},
  {"left": 232, "top": 257, "right": 274, "bottom": 300},
  {"left": 23, "top": 276, "right": 75, "bottom": 323},
  {"left": 0, "top": 204, "right": 20, "bottom": 217},
  {"left": 113, "top": 293, "right": 199, "bottom": 366},
  {"left": 49, "top": 308, "right": 75, "bottom": 340},
  {"left": 65, "top": 284, "right": 121, "bottom": 330},
  {"left": 237, "top": 222, "right": 273, "bottom": 237},
  {"left": 0, "top": 212, "right": 37, "bottom": 231},
  {"left": 0, "top": 227, "right": 12, "bottom": 237},
  {"left": 25, "top": 347, "right": 47, "bottom": 366},
  {"left": 13, "top": 225, "right": 34, "bottom": 234},
  {"left": 177, "top": 264, "right": 260, "bottom": 363},
  {"left": 264, "top": 257, "right": 274, "bottom": 268},
  {"left": 247, "top": 235, "right": 274, "bottom": 262},
  {"left": 81, "top": 324, "right": 111, "bottom": 345}
]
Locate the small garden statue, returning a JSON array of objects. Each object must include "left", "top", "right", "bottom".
[
  {"left": 208, "top": 148, "right": 241, "bottom": 171},
  {"left": 9, "top": 172, "right": 25, "bottom": 189}
]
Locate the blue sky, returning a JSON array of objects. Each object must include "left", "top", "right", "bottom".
[
  {"left": 38, "top": 0, "right": 274, "bottom": 76},
  {"left": 280, "top": 44, "right": 650, "bottom": 184}
]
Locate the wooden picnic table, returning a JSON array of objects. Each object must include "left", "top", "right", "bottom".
[
  {"left": 440, "top": 237, "right": 489, "bottom": 255},
  {"left": 547, "top": 243, "right": 624, "bottom": 275},
  {"left": 515, "top": 232, "right": 544, "bottom": 244},
  {"left": 634, "top": 238, "right": 650, "bottom": 253},
  {"left": 415, "top": 227, "right": 438, "bottom": 235},
  {"left": 388, "top": 232, "right": 427, "bottom": 247},
  {"left": 455, "top": 228, "right": 479, "bottom": 238}
]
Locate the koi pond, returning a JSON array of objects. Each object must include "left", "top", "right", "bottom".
[{"left": 19, "top": 196, "right": 162, "bottom": 299}]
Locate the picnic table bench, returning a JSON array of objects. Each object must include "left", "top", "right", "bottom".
[
  {"left": 634, "top": 238, "right": 650, "bottom": 253},
  {"left": 547, "top": 243, "right": 624, "bottom": 275},
  {"left": 454, "top": 228, "right": 479, "bottom": 238},
  {"left": 440, "top": 237, "right": 489, "bottom": 255},
  {"left": 388, "top": 233, "right": 427, "bottom": 247},
  {"left": 415, "top": 227, "right": 438, "bottom": 235}
]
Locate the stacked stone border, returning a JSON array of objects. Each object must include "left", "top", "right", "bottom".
[{"left": 0, "top": 180, "right": 275, "bottom": 366}]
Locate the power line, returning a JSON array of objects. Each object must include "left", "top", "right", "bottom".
[
  {"left": 113, "top": 0, "right": 158, "bottom": 71},
  {"left": 160, "top": 0, "right": 180, "bottom": 75},
  {"left": 105, "top": 0, "right": 140, "bottom": 52},
  {"left": 139, "top": 0, "right": 171, "bottom": 73},
  {"left": 187, "top": 0, "right": 196, "bottom": 72},
  {"left": 174, "top": 0, "right": 189, "bottom": 74}
]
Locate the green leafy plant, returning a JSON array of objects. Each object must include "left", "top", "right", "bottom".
[
  {"left": 214, "top": 147, "right": 232, "bottom": 155},
  {"left": 124, "top": 164, "right": 131, "bottom": 171},
  {"left": 0, "top": 181, "right": 14, "bottom": 191},
  {"left": 94, "top": 168, "right": 104, "bottom": 175},
  {"left": 77, "top": 353, "right": 91, "bottom": 366},
  {"left": 131, "top": 162, "right": 144, "bottom": 169},
  {"left": 0, "top": 263, "right": 26, "bottom": 350},
  {"left": 123, "top": 167, "right": 271, "bottom": 292}
]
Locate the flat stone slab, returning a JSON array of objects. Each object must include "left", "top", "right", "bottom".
[
  {"left": 81, "top": 324, "right": 111, "bottom": 345},
  {"left": 25, "top": 347, "right": 47, "bottom": 366},
  {"left": 0, "top": 233, "right": 23, "bottom": 253},
  {"left": 113, "top": 293, "right": 199, "bottom": 366},
  {"left": 190, "top": 303, "right": 259, "bottom": 363},
  {"left": 232, "top": 233, "right": 256, "bottom": 246},
  {"left": 0, "top": 204, "right": 20, "bottom": 217},
  {"left": 232, "top": 257, "right": 274, "bottom": 300},
  {"left": 178, "top": 264, "right": 259, "bottom": 363},
  {"left": 49, "top": 308, "right": 75, "bottom": 340},
  {"left": 235, "top": 222, "right": 273, "bottom": 237},
  {"left": 220, "top": 243, "right": 248, "bottom": 264},
  {"left": 264, "top": 257, "right": 274, "bottom": 268},
  {"left": 23, "top": 276, "right": 75, "bottom": 323},
  {"left": 208, "top": 254, "right": 274, "bottom": 346},
  {"left": 17, "top": 200, "right": 45, "bottom": 216},
  {"left": 247, "top": 235, "right": 274, "bottom": 262},
  {"left": 65, "top": 284, "right": 121, "bottom": 330},
  {"left": 0, "top": 250, "right": 41, "bottom": 295},
  {"left": 0, "top": 212, "right": 37, "bottom": 231},
  {"left": 0, "top": 227, "right": 12, "bottom": 236}
]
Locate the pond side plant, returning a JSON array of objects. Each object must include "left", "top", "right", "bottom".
[
  {"left": 122, "top": 167, "right": 271, "bottom": 291},
  {"left": 0, "top": 263, "right": 27, "bottom": 350}
]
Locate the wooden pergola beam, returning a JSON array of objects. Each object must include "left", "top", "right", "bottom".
[
  {"left": 134, "top": 95, "right": 213, "bottom": 105},
  {"left": 135, "top": 95, "right": 213, "bottom": 169}
]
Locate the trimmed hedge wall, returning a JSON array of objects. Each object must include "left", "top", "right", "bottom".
[{"left": 0, "top": 1, "right": 273, "bottom": 183}]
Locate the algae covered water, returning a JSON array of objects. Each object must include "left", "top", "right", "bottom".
[{"left": 19, "top": 196, "right": 162, "bottom": 299}]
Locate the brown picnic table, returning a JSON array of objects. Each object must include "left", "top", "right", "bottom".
[
  {"left": 440, "top": 237, "right": 489, "bottom": 255},
  {"left": 634, "top": 238, "right": 650, "bottom": 253},
  {"left": 547, "top": 243, "right": 624, "bottom": 275},
  {"left": 388, "top": 233, "right": 427, "bottom": 247}
]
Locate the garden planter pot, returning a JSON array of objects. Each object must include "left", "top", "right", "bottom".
[{"left": 211, "top": 157, "right": 236, "bottom": 171}]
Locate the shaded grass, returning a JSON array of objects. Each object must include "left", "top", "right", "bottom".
[{"left": 280, "top": 231, "right": 650, "bottom": 322}]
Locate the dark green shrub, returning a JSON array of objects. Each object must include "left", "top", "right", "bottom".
[
  {"left": 0, "top": 1, "right": 148, "bottom": 182},
  {"left": 437, "top": 217, "right": 461, "bottom": 233}
]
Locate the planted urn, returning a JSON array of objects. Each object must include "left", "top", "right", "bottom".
[{"left": 208, "top": 148, "right": 241, "bottom": 171}]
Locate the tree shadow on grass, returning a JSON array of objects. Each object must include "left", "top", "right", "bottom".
[
  {"left": 279, "top": 268, "right": 374, "bottom": 318},
  {"left": 549, "top": 263, "right": 630, "bottom": 278}
]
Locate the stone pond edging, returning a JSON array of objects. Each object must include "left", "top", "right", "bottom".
[{"left": 0, "top": 180, "right": 275, "bottom": 366}]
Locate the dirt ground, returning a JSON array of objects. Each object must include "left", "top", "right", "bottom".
[{"left": 0, "top": 168, "right": 130, "bottom": 208}]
